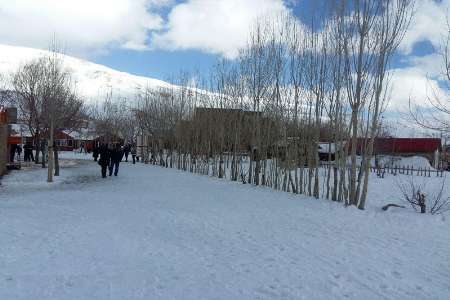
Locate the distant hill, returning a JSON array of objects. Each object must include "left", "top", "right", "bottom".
[{"left": 0, "top": 44, "right": 177, "bottom": 103}]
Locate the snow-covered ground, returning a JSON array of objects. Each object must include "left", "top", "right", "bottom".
[
  {"left": 0, "top": 156, "right": 449, "bottom": 299},
  {"left": 346, "top": 155, "right": 436, "bottom": 169}
]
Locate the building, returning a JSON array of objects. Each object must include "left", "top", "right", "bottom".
[
  {"left": 0, "top": 106, "right": 18, "bottom": 175},
  {"left": 57, "top": 129, "right": 96, "bottom": 152},
  {"left": 355, "top": 137, "right": 441, "bottom": 167},
  {"left": 318, "top": 142, "right": 339, "bottom": 161},
  {"left": 9, "top": 125, "right": 97, "bottom": 152}
]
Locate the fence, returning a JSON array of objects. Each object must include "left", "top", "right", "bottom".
[
  {"left": 319, "top": 161, "right": 445, "bottom": 178},
  {"left": 370, "top": 164, "right": 444, "bottom": 178}
]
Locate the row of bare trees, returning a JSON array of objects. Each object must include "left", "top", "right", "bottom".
[
  {"left": 90, "top": 90, "right": 136, "bottom": 144},
  {"left": 1, "top": 1, "right": 416, "bottom": 202},
  {"left": 129, "top": 0, "right": 414, "bottom": 210}
]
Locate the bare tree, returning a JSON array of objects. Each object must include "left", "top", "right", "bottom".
[
  {"left": 12, "top": 58, "right": 46, "bottom": 165},
  {"left": 398, "top": 176, "right": 450, "bottom": 214},
  {"left": 126, "top": 2, "right": 413, "bottom": 210},
  {"left": 410, "top": 17, "right": 450, "bottom": 132},
  {"left": 12, "top": 45, "right": 84, "bottom": 181},
  {"left": 0, "top": 74, "right": 13, "bottom": 106},
  {"left": 339, "top": 0, "right": 414, "bottom": 209}
]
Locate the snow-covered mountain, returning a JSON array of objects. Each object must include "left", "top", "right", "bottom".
[{"left": 0, "top": 44, "right": 176, "bottom": 103}]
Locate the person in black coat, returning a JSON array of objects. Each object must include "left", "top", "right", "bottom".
[
  {"left": 9, "top": 144, "right": 17, "bottom": 162},
  {"left": 24, "top": 143, "right": 33, "bottom": 162},
  {"left": 16, "top": 145, "right": 22, "bottom": 160},
  {"left": 123, "top": 143, "right": 130, "bottom": 162},
  {"left": 92, "top": 145, "right": 99, "bottom": 161},
  {"left": 98, "top": 143, "right": 111, "bottom": 178},
  {"left": 131, "top": 144, "right": 137, "bottom": 164},
  {"left": 109, "top": 144, "right": 124, "bottom": 176}
]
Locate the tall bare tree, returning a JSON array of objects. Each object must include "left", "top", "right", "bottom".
[
  {"left": 410, "top": 18, "right": 450, "bottom": 132},
  {"left": 340, "top": 0, "right": 414, "bottom": 209},
  {"left": 12, "top": 47, "right": 84, "bottom": 181}
]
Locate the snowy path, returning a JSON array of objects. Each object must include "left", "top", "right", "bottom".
[{"left": 0, "top": 158, "right": 449, "bottom": 299}]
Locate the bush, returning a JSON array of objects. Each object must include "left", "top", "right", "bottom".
[{"left": 397, "top": 177, "right": 450, "bottom": 215}]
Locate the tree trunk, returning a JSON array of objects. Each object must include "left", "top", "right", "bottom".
[
  {"left": 34, "top": 129, "right": 40, "bottom": 164},
  {"left": 47, "top": 120, "right": 54, "bottom": 182},
  {"left": 54, "top": 142, "right": 59, "bottom": 176},
  {"left": 349, "top": 110, "right": 358, "bottom": 206}
]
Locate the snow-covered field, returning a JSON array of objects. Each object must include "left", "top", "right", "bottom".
[{"left": 0, "top": 156, "right": 449, "bottom": 299}]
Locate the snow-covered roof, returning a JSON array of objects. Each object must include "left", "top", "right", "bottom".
[
  {"left": 318, "top": 143, "right": 337, "bottom": 154},
  {"left": 9, "top": 123, "right": 32, "bottom": 137},
  {"left": 62, "top": 129, "right": 96, "bottom": 141}
]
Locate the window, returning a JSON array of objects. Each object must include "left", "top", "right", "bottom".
[{"left": 56, "top": 139, "right": 68, "bottom": 146}]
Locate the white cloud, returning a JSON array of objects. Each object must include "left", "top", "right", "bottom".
[
  {"left": 0, "top": 0, "right": 164, "bottom": 57},
  {"left": 404, "top": 52, "right": 444, "bottom": 78},
  {"left": 399, "top": 0, "right": 450, "bottom": 54},
  {"left": 151, "top": 0, "right": 291, "bottom": 58},
  {"left": 389, "top": 55, "right": 448, "bottom": 112}
]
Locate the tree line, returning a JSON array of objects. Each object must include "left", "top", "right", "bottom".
[
  {"left": 130, "top": 0, "right": 415, "bottom": 210},
  {"left": 1, "top": 0, "right": 416, "bottom": 209}
]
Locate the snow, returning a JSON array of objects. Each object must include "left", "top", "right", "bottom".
[
  {"left": 346, "top": 155, "right": 435, "bottom": 170},
  {"left": 0, "top": 44, "right": 177, "bottom": 103},
  {"left": 61, "top": 129, "right": 96, "bottom": 141},
  {"left": 1, "top": 157, "right": 449, "bottom": 299},
  {"left": 390, "top": 155, "right": 434, "bottom": 169},
  {"left": 9, "top": 124, "right": 32, "bottom": 138}
]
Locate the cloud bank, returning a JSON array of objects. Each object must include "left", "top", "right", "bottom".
[
  {"left": 0, "top": 0, "right": 291, "bottom": 59},
  {"left": 152, "top": 0, "right": 291, "bottom": 58},
  {"left": 0, "top": 0, "right": 165, "bottom": 55},
  {"left": 399, "top": 0, "right": 450, "bottom": 54}
]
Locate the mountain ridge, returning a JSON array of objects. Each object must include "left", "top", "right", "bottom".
[{"left": 0, "top": 44, "right": 176, "bottom": 103}]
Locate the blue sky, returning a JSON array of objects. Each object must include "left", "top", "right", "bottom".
[
  {"left": 85, "top": 0, "right": 437, "bottom": 85},
  {"left": 91, "top": 0, "right": 324, "bottom": 79},
  {"left": 93, "top": 47, "right": 220, "bottom": 81},
  {"left": 90, "top": 0, "right": 301, "bottom": 79},
  {"left": 0, "top": 0, "right": 448, "bottom": 116}
]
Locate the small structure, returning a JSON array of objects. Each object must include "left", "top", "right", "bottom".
[
  {"left": 0, "top": 106, "right": 18, "bottom": 175},
  {"left": 9, "top": 124, "right": 33, "bottom": 144},
  {"left": 318, "top": 143, "right": 338, "bottom": 161},
  {"left": 54, "top": 130, "right": 77, "bottom": 151},
  {"left": 58, "top": 129, "right": 96, "bottom": 152},
  {"left": 355, "top": 137, "right": 441, "bottom": 167}
]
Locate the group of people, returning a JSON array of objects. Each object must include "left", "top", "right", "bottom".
[
  {"left": 92, "top": 143, "right": 137, "bottom": 178},
  {"left": 9, "top": 143, "right": 35, "bottom": 163},
  {"left": 23, "top": 143, "right": 34, "bottom": 162},
  {"left": 9, "top": 144, "right": 22, "bottom": 163}
]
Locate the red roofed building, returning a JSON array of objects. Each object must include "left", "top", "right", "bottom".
[
  {"left": 354, "top": 137, "right": 441, "bottom": 166},
  {"left": 356, "top": 138, "right": 441, "bottom": 154}
]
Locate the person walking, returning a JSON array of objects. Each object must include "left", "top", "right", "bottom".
[
  {"left": 124, "top": 143, "right": 130, "bottom": 162},
  {"left": 109, "top": 144, "right": 124, "bottom": 176},
  {"left": 92, "top": 144, "right": 99, "bottom": 161},
  {"left": 16, "top": 144, "right": 22, "bottom": 161},
  {"left": 98, "top": 143, "right": 111, "bottom": 178},
  {"left": 9, "top": 144, "right": 17, "bottom": 162},
  {"left": 131, "top": 144, "right": 137, "bottom": 164},
  {"left": 24, "top": 143, "right": 33, "bottom": 162}
]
